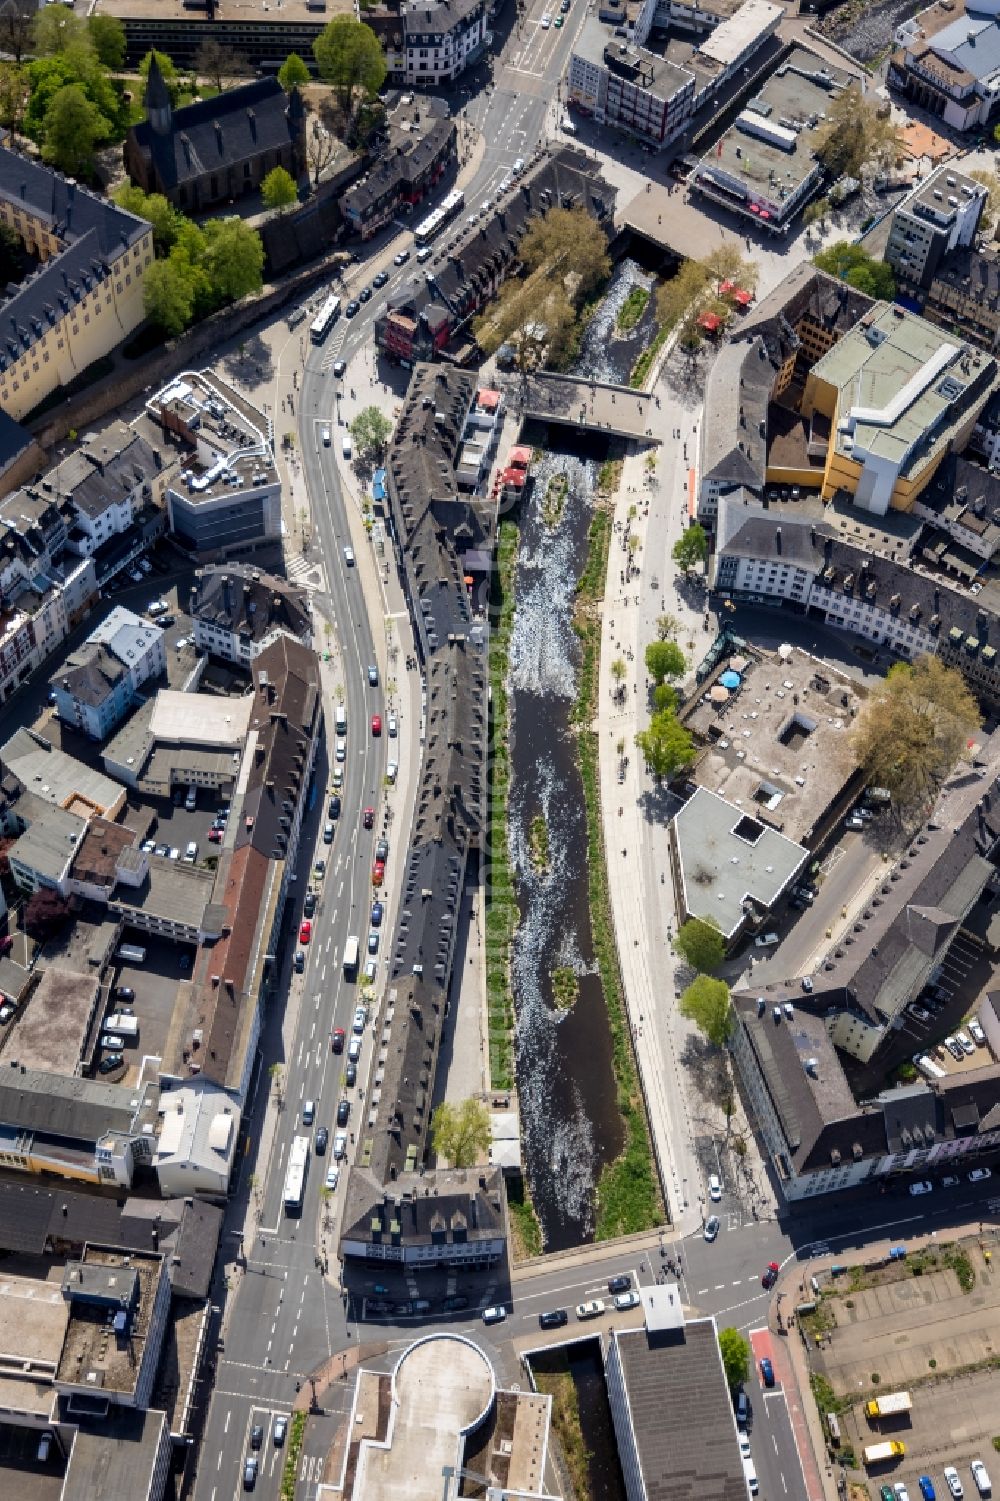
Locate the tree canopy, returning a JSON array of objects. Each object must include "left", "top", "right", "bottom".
[
  {"left": 42, "top": 83, "right": 111, "bottom": 175},
  {"left": 87, "top": 14, "right": 126, "bottom": 70},
  {"left": 520, "top": 204, "right": 611, "bottom": 300},
  {"left": 850, "top": 655, "right": 981, "bottom": 808},
  {"left": 278, "top": 52, "right": 311, "bottom": 90},
  {"left": 645, "top": 639, "right": 686, "bottom": 685},
  {"left": 718, "top": 1327, "right": 750, "bottom": 1390},
  {"left": 635, "top": 709, "right": 694, "bottom": 781},
  {"left": 430, "top": 1098, "right": 492, "bottom": 1168},
  {"left": 33, "top": 3, "right": 91, "bottom": 60},
  {"left": 24, "top": 888, "right": 71, "bottom": 940},
  {"left": 313, "top": 17, "right": 386, "bottom": 116},
  {"left": 814, "top": 86, "right": 901, "bottom": 180},
  {"left": 673, "top": 917, "right": 725, "bottom": 975},
  {"left": 195, "top": 38, "right": 249, "bottom": 92},
  {"left": 679, "top": 975, "right": 732, "bottom": 1048},
  {"left": 812, "top": 241, "right": 896, "bottom": 299},
  {"left": 673, "top": 523, "right": 708, "bottom": 573},
  {"left": 262, "top": 166, "right": 298, "bottom": 211},
  {"left": 350, "top": 405, "right": 393, "bottom": 462}
]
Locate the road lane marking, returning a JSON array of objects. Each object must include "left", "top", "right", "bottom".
[{"left": 224, "top": 1410, "right": 230, "bottom": 1434}]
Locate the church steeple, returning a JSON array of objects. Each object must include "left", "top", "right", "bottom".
[{"left": 145, "top": 55, "right": 172, "bottom": 137}]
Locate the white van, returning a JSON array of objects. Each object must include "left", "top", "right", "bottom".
[
  {"left": 741, "top": 1452, "right": 759, "bottom": 1496},
  {"left": 335, "top": 705, "right": 347, "bottom": 734},
  {"left": 342, "top": 435, "right": 352, "bottom": 460}
]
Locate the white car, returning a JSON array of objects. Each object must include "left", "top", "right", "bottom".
[
  {"left": 482, "top": 1305, "right": 506, "bottom": 1324},
  {"left": 908, "top": 1179, "right": 933, "bottom": 1195},
  {"left": 325, "top": 1165, "right": 340, "bottom": 1190},
  {"left": 100, "top": 1034, "right": 125, "bottom": 1051},
  {"left": 969, "top": 1167, "right": 992, "bottom": 1183},
  {"left": 353, "top": 1005, "right": 367, "bottom": 1034},
  {"left": 895, "top": 1485, "right": 910, "bottom": 1501},
  {"left": 386, "top": 760, "right": 398, "bottom": 784},
  {"left": 613, "top": 1290, "right": 641, "bottom": 1311},
  {"left": 971, "top": 1460, "right": 991, "bottom": 1497},
  {"left": 956, "top": 1031, "right": 976, "bottom": 1056},
  {"left": 388, "top": 713, "right": 398, "bottom": 737},
  {"left": 344, "top": 546, "right": 355, "bottom": 566},
  {"left": 739, "top": 1434, "right": 751, "bottom": 1461},
  {"left": 575, "top": 1299, "right": 604, "bottom": 1320},
  {"left": 704, "top": 1215, "right": 720, "bottom": 1241},
  {"left": 969, "top": 1020, "right": 986, "bottom": 1046},
  {"left": 540, "top": 11, "right": 551, "bottom": 23},
  {"left": 333, "top": 1131, "right": 348, "bottom": 1160},
  {"left": 944, "top": 1467, "right": 964, "bottom": 1499},
  {"left": 321, "top": 427, "right": 331, "bottom": 446},
  {"left": 708, "top": 1173, "right": 722, "bottom": 1201},
  {"left": 754, "top": 932, "right": 779, "bottom": 948}
]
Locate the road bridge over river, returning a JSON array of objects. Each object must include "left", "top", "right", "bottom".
[{"left": 513, "top": 371, "right": 662, "bottom": 443}]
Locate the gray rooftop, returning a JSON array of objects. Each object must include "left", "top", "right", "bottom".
[
  {"left": 611, "top": 1316, "right": 748, "bottom": 1501},
  {"left": 1, "top": 727, "right": 125, "bottom": 817},
  {"left": 9, "top": 802, "right": 88, "bottom": 882},
  {"left": 671, "top": 786, "right": 807, "bottom": 938},
  {"left": 0, "top": 1066, "right": 148, "bottom": 1144}
]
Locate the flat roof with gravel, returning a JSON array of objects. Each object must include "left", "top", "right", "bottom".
[
  {"left": 149, "top": 690, "right": 252, "bottom": 748},
  {"left": 0, "top": 967, "right": 100, "bottom": 1078},
  {"left": 672, "top": 785, "right": 807, "bottom": 937}
]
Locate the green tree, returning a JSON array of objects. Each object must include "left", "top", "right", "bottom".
[
  {"left": 672, "top": 522, "right": 708, "bottom": 573},
  {"left": 718, "top": 1327, "right": 750, "bottom": 1389},
  {"left": 0, "top": 223, "right": 24, "bottom": 285},
  {"left": 0, "top": 63, "right": 27, "bottom": 131},
  {"left": 679, "top": 975, "right": 732, "bottom": 1048},
  {"left": 645, "top": 639, "right": 686, "bottom": 684},
  {"left": 88, "top": 14, "right": 125, "bottom": 70},
  {"left": 143, "top": 251, "right": 198, "bottom": 334},
  {"left": 313, "top": 17, "right": 386, "bottom": 117},
  {"left": 278, "top": 52, "right": 311, "bottom": 90},
  {"left": 350, "top": 405, "right": 393, "bottom": 462},
  {"left": 24, "top": 52, "right": 122, "bottom": 145},
  {"left": 430, "top": 1097, "right": 492, "bottom": 1168},
  {"left": 112, "top": 184, "right": 180, "bottom": 252},
  {"left": 813, "top": 240, "right": 896, "bottom": 299},
  {"left": 201, "top": 217, "right": 264, "bottom": 303},
  {"left": 41, "top": 83, "right": 111, "bottom": 175},
  {"left": 652, "top": 683, "right": 678, "bottom": 714},
  {"left": 673, "top": 917, "right": 725, "bottom": 975},
  {"left": 33, "top": 3, "right": 91, "bottom": 59},
  {"left": 656, "top": 612, "right": 680, "bottom": 641},
  {"left": 635, "top": 709, "right": 694, "bottom": 781},
  {"left": 850, "top": 655, "right": 981, "bottom": 808},
  {"left": 814, "top": 85, "right": 901, "bottom": 180},
  {"left": 520, "top": 204, "right": 611, "bottom": 299},
  {"left": 261, "top": 165, "right": 298, "bottom": 212}
]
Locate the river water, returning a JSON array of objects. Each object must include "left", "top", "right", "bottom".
[{"left": 509, "top": 261, "right": 654, "bottom": 1251}]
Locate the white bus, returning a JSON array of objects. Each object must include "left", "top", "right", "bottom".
[
  {"left": 414, "top": 189, "right": 465, "bottom": 246},
  {"left": 343, "top": 935, "right": 359, "bottom": 979},
  {"left": 283, "top": 1134, "right": 310, "bottom": 1213},
  {"left": 309, "top": 294, "right": 341, "bottom": 344}
]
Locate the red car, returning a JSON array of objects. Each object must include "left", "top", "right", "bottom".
[
  {"left": 761, "top": 1261, "right": 780, "bottom": 1290},
  {"left": 371, "top": 714, "right": 382, "bottom": 736},
  {"left": 372, "top": 860, "right": 385, "bottom": 887},
  {"left": 363, "top": 806, "right": 375, "bottom": 830},
  {"left": 299, "top": 919, "right": 312, "bottom": 944},
  {"left": 208, "top": 828, "right": 222, "bottom": 843},
  {"left": 332, "top": 1027, "right": 345, "bottom": 1054}
]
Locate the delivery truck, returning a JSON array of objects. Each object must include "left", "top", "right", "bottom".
[
  {"left": 104, "top": 1014, "right": 139, "bottom": 1038},
  {"left": 866, "top": 1392, "right": 912, "bottom": 1420},
  {"left": 863, "top": 1442, "right": 905, "bottom": 1467}
]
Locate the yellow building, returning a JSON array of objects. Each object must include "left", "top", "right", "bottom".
[
  {"left": 0, "top": 145, "right": 152, "bottom": 421},
  {"left": 800, "top": 304, "right": 999, "bottom": 517}
]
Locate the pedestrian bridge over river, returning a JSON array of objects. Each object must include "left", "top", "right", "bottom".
[{"left": 513, "top": 372, "right": 662, "bottom": 443}]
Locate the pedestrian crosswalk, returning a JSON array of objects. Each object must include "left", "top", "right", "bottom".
[
  {"left": 321, "top": 326, "right": 347, "bottom": 371},
  {"left": 285, "top": 553, "right": 327, "bottom": 593}
]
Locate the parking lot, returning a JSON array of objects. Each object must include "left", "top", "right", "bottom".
[
  {"left": 110, "top": 933, "right": 199, "bottom": 1083},
  {"left": 807, "top": 1238, "right": 1000, "bottom": 1494}
]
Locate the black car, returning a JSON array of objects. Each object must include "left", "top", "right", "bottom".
[
  {"left": 250, "top": 1425, "right": 264, "bottom": 1450},
  {"left": 375, "top": 837, "right": 389, "bottom": 863},
  {"left": 443, "top": 1294, "right": 469, "bottom": 1311},
  {"left": 98, "top": 1053, "right": 124, "bottom": 1074},
  {"left": 329, "top": 795, "right": 341, "bottom": 819},
  {"left": 116, "top": 986, "right": 135, "bottom": 1002},
  {"left": 345, "top": 1060, "right": 357, "bottom": 1087},
  {"left": 315, "top": 1127, "right": 329, "bottom": 1155},
  {"left": 345, "top": 300, "right": 360, "bottom": 318},
  {"left": 539, "top": 1308, "right": 568, "bottom": 1329},
  {"left": 359, "top": 286, "right": 372, "bottom": 302},
  {"left": 373, "top": 270, "right": 389, "bottom": 289},
  {"left": 304, "top": 891, "right": 316, "bottom": 917},
  {"left": 337, "top": 1098, "right": 350, "bottom": 1127},
  {"left": 243, "top": 1457, "right": 258, "bottom": 1491},
  {"left": 607, "top": 1274, "right": 632, "bottom": 1295}
]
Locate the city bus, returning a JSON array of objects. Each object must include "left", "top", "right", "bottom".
[
  {"left": 283, "top": 1134, "right": 310, "bottom": 1213},
  {"left": 343, "top": 935, "right": 359, "bottom": 979},
  {"left": 414, "top": 189, "right": 465, "bottom": 247},
  {"left": 309, "top": 294, "right": 341, "bottom": 344}
]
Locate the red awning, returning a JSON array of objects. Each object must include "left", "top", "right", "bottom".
[
  {"left": 749, "top": 203, "right": 760, "bottom": 214},
  {"left": 719, "top": 279, "right": 734, "bottom": 294},
  {"left": 698, "top": 311, "right": 721, "bottom": 333},
  {"left": 759, "top": 209, "right": 771, "bottom": 220},
  {"left": 733, "top": 288, "right": 753, "bottom": 306}
]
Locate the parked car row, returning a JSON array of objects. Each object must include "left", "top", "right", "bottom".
[{"left": 880, "top": 1460, "right": 993, "bottom": 1501}]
